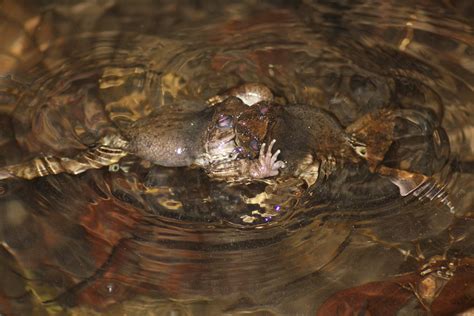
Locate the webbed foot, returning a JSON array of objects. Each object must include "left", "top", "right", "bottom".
[
  {"left": 376, "top": 165, "right": 453, "bottom": 211},
  {"left": 0, "top": 169, "right": 13, "bottom": 180},
  {"left": 249, "top": 139, "right": 285, "bottom": 178}
]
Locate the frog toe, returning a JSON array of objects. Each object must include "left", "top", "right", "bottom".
[{"left": 0, "top": 169, "right": 13, "bottom": 180}]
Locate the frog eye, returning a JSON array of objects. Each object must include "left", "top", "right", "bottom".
[{"left": 218, "top": 115, "right": 232, "bottom": 128}]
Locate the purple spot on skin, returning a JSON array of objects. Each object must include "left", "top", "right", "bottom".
[
  {"left": 274, "top": 205, "right": 281, "bottom": 212},
  {"left": 260, "top": 106, "right": 269, "bottom": 114},
  {"left": 218, "top": 115, "right": 232, "bottom": 128},
  {"left": 250, "top": 139, "right": 259, "bottom": 151}
]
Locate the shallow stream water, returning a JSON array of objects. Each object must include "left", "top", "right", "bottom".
[{"left": 0, "top": 1, "right": 473, "bottom": 315}]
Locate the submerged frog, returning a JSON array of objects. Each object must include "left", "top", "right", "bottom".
[
  {"left": 229, "top": 89, "right": 437, "bottom": 197},
  {"left": 0, "top": 83, "right": 284, "bottom": 182},
  {"left": 1, "top": 83, "right": 436, "bottom": 198}
]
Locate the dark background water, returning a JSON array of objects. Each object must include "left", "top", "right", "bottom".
[{"left": 0, "top": 1, "right": 473, "bottom": 315}]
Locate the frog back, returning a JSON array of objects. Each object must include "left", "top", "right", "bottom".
[
  {"left": 123, "top": 109, "right": 213, "bottom": 167},
  {"left": 268, "top": 104, "right": 359, "bottom": 173}
]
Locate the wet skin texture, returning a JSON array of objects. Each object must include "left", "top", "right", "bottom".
[
  {"left": 232, "top": 101, "right": 369, "bottom": 187},
  {"left": 0, "top": 83, "right": 434, "bottom": 196},
  {"left": 0, "top": 84, "right": 284, "bottom": 181},
  {"left": 122, "top": 99, "right": 240, "bottom": 167},
  {"left": 121, "top": 93, "right": 285, "bottom": 181},
  {"left": 231, "top": 89, "right": 436, "bottom": 195}
]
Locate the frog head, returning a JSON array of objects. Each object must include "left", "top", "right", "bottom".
[{"left": 234, "top": 101, "right": 279, "bottom": 159}]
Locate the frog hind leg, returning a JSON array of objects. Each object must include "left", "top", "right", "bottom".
[
  {"left": 0, "top": 145, "right": 128, "bottom": 180},
  {"left": 347, "top": 110, "right": 453, "bottom": 208},
  {"left": 345, "top": 109, "right": 397, "bottom": 171},
  {"left": 376, "top": 165, "right": 428, "bottom": 196},
  {"left": 376, "top": 165, "right": 453, "bottom": 210},
  {"left": 346, "top": 108, "right": 437, "bottom": 171}
]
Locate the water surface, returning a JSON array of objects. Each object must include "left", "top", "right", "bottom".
[{"left": 0, "top": 1, "right": 473, "bottom": 315}]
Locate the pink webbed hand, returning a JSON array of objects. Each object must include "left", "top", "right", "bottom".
[{"left": 249, "top": 139, "right": 285, "bottom": 179}]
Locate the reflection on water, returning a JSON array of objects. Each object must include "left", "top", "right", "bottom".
[{"left": 0, "top": 0, "right": 473, "bottom": 315}]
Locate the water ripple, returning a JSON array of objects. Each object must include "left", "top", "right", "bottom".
[{"left": 0, "top": 0, "right": 472, "bottom": 315}]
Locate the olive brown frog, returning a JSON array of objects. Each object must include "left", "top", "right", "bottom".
[
  {"left": 0, "top": 83, "right": 445, "bottom": 200},
  {"left": 216, "top": 84, "right": 448, "bottom": 199},
  {"left": 0, "top": 83, "right": 285, "bottom": 182}
]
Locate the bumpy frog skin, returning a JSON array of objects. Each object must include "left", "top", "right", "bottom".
[
  {"left": 0, "top": 83, "right": 284, "bottom": 182},
  {"left": 0, "top": 82, "right": 437, "bottom": 197},
  {"left": 234, "top": 98, "right": 435, "bottom": 196}
]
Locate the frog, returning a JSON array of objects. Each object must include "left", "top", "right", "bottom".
[
  {"left": 0, "top": 83, "right": 285, "bottom": 182},
  {"left": 0, "top": 82, "right": 443, "bottom": 200},
  {"left": 230, "top": 95, "right": 440, "bottom": 198}
]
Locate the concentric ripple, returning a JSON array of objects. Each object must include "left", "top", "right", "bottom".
[{"left": 0, "top": 1, "right": 472, "bottom": 315}]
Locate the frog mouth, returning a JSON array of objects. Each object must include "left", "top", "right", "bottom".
[{"left": 206, "top": 126, "right": 235, "bottom": 152}]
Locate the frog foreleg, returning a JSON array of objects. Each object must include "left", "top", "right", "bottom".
[
  {"left": 0, "top": 145, "right": 128, "bottom": 180},
  {"left": 208, "top": 139, "right": 285, "bottom": 182},
  {"left": 249, "top": 139, "right": 286, "bottom": 178}
]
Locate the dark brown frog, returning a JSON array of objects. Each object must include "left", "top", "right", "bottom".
[
  {"left": 0, "top": 82, "right": 437, "bottom": 198},
  {"left": 232, "top": 96, "right": 435, "bottom": 197}
]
